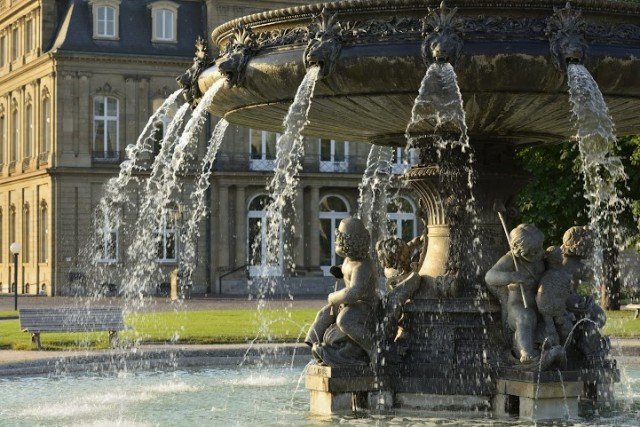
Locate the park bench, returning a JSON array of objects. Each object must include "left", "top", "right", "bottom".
[
  {"left": 19, "top": 307, "right": 126, "bottom": 350},
  {"left": 622, "top": 304, "right": 640, "bottom": 319}
]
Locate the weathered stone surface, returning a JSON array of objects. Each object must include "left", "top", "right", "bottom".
[
  {"left": 497, "top": 379, "right": 582, "bottom": 399},
  {"left": 305, "top": 374, "right": 381, "bottom": 393},
  {"left": 309, "top": 390, "right": 353, "bottom": 415},
  {"left": 396, "top": 393, "right": 491, "bottom": 412}
]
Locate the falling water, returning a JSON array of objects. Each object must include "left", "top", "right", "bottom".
[
  {"left": 566, "top": 63, "right": 629, "bottom": 298},
  {"left": 357, "top": 145, "right": 394, "bottom": 252},
  {"left": 179, "top": 118, "right": 230, "bottom": 288},
  {"left": 406, "top": 62, "right": 480, "bottom": 288},
  {"left": 255, "top": 66, "right": 321, "bottom": 280}
]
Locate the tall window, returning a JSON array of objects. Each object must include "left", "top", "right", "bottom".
[
  {"left": 388, "top": 197, "right": 418, "bottom": 241},
  {"left": 9, "top": 205, "right": 15, "bottom": 262},
  {"left": 93, "top": 96, "right": 119, "bottom": 158},
  {"left": 156, "top": 212, "right": 177, "bottom": 262},
  {"left": 0, "top": 208, "right": 3, "bottom": 264},
  {"left": 247, "top": 195, "right": 281, "bottom": 277},
  {"left": 249, "top": 130, "right": 278, "bottom": 171},
  {"left": 38, "top": 202, "right": 48, "bottom": 263},
  {"left": 11, "top": 27, "right": 18, "bottom": 61},
  {"left": 0, "top": 35, "right": 6, "bottom": 67},
  {"left": 319, "top": 139, "right": 349, "bottom": 172},
  {"left": 11, "top": 107, "right": 18, "bottom": 162},
  {"left": 24, "top": 102, "right": 32, "bottom": 158},
  {"left": 319, "top": 195, "right": 350, "bottom": 275},
  {"left": 153, "top": 9, "right": 175, "bottom": 41},
  {"left": 22, "top": 203, "right": 29, "bottom": 263},
  {"left": 0, "top": 112, "right": 5, "bottom": 164},
  {"left": 25, "top": 20, "right": 33, "bottom": 53},
  {"left": 97, "top": 210, "right": 118, "bottom": 263},
  {"left": 41, "top": 97, "right": 50, "bottom": 153},
  {"left": 95, "top": 6, "right": 117, "bottom": 38},
  {"left": 392, "top": 147, "right": 417, "bottom": 174}
]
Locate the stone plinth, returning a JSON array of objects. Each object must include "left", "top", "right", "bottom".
[
  {"left": 306, "top": 365, "right": 387, "bottom": 415},
  {"left": 493, "top": 372, "right": 582, "bottom": 421}
]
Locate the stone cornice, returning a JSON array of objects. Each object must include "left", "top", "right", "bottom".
[
  {"left": 0, "top": 55, "right": 55, "bottom": 94},
  {"left": 52, "top": 51, "right": 192, "bottom": 68}
]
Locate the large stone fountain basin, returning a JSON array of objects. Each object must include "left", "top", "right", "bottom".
[{"left": 199, "top": 0, "right": 640, "bottom": 145}]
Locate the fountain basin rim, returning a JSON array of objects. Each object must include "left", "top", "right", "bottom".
[{"left": 211, "top": 0, "right": 640, "bottom": 47}]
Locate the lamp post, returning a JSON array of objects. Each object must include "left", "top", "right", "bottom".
[{"left": 10, "top": 242, "right": 21, "bottom": 311}]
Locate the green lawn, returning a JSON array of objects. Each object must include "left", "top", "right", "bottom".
[
  {"left": 0, "top": 309, "right": 318, "bottom": 350},
  {"left": 1, "top": 308, "right": 639, "bottom": 351}
]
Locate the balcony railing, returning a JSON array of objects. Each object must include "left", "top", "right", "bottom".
[
  {"left": 92, "top": 150, "right": 124, "bottom": 164},
  {"left": 213, "top": 153, "right": 369, "bottom": 174}
]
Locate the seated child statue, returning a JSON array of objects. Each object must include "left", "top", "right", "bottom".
[
  {"left": 304, "top": 217, "right": 380, "bottom": 367},
  {"left": 536, "top": 247, "right": 575, "bottom": 347},
  {"left": 376, "top": 237, "right": 420, "bottom": 356}
]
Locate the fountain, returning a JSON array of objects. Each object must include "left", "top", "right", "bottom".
[{"left": 178, "top": 0, "right": 640, "bottom": 421}]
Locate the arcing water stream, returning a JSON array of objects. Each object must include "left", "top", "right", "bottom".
[
  {"left": 567, "top": 63, "right": 629, "bottom": 302},
  {"left": 357, "top": 145, "right": 394, "bottom": 255}
]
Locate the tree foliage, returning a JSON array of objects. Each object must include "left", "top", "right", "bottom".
[{"left": 516, "top": 136, "right": 640, "bottom": 249}]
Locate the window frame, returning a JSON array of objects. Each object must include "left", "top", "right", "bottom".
[
  {"left": 249, "top": 130, "right": 279, "bottom": 171},
  {"left": 388, "top": 196, "right": 418, "bottom": 241},
  {"left": 38, "top": 201, "right": 48, "bottom": 264},
  {"left": 156, "top": 212, "right": 178, "bottom": 263},
  {"left": 318, "top": 195, "right": 350, "bottom": 276},
  {"left": 89, "top": 0, "right": 121, "bottom": 40},
  {"left": 319, "top": 139, "right": 349, "bottom": 173},
  {"left": 41, "top": 96, "right": 51, "bottom": 154},
  {"left": 24, "top": 100, "right": 32, "bottom": 158},
  {"left": 148, "top": 1, "right": 179, "bottom": 43},
  {"left": 10, "top": 104, "right": 18, "bottom": 163},
  {"left": 97, "top": 209, "right": 118, "bottom": 264},
  {"left": 247, "top": 194, "right": 282, "bottom": 277},
  {"left": 92, "top": 95, "right": 120, "bottom": 158},
  {"left": 10, "top": 26, "right": 19, "bottom": 63}
]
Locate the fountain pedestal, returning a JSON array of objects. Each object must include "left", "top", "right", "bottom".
[
  {"left": 306, "top": 365, "right": 388, "bottom": 414},
  {"left": 493, "top": 374, "right": 581, "bottom": 420}
]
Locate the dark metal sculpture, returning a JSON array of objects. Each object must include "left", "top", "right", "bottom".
[
  {"left": 421, "top": 1, "right": 464, "bottom": 67},
  {"left": 547, "top": 2, "right": 588, "bottom": 70},
  {"left": 304, "top": 8, "right": 343, "bottom": 79},
  {"left": 305, "top": 218, "right": 379, "bottom": 367},
  {"left": 217, "top": 23, "right": 259, "bottom": 87},
  {"left": 176, "top": 37, "right": 215, "bottom": 108}
]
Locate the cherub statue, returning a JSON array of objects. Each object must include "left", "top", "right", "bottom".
[
  {"left": 376, "top": 237, "right": 420, "bottom": 356},
  {"left": 304, "top": 218, "right": 380, "bottom": 367},
  {"left": 557, "top": 226, "right": 610, "bottom": 364},
  {"left": 485, "top": 224, "right": 546, "bottom": 363},
  {"left": 536, "top": 247, "right": 574, "bottom": 346}
]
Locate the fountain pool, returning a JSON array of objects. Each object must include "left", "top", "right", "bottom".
[{"left": 1, "top": 364, "right": 639, "bottom": 426}]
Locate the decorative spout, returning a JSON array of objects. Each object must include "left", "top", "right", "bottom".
[
  {"left": 421, "top": 1, "right": 464, "bottom": 67},
  {"left": 216, "top": 23, "right": 259, "bottom": 87},
  {"left": 304, "top": 8, "right": 343, "bottom": 79},
  {"left": 546, "top": 2, "right": 587, "bottom": 70},
  {"left": 176, "top": 37, "right": 216, "bottom": 109}
]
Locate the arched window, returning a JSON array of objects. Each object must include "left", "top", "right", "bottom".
[
  {"left": 319, "top": 195, "right": 350, "bottom": 275},
  {"left": 41, "top": 96, "right": 51, "bottom": 153},
  {"left": 388, "top": 197, "right": 418, "bottom": 241},
  {"left": 93, "top": 96, "right": 119, "bottom": 159},
  {"left": 38, "top": 201, "right": 47, "bottom": 263},
  {"left": 247, "top": 195, "right": 281, "bottom": 276},
  {"left": 97, "top": 209, "right": 118, "bottom": 263},
  {"left": 156, "top": 209, "right": 177, "bottom": 263},
  {"left": 24, "top": 101, "right": 32, "bottom": 158}
]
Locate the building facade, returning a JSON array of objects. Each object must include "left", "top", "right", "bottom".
[{"left": 0, "top": 0, "right": 419, "bottom": 296}]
